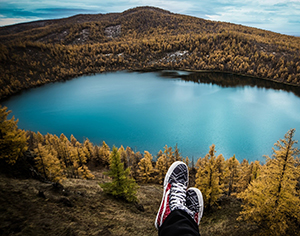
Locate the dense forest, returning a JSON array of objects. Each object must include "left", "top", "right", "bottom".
[
  {"left": 1, "top": 105, "right": 300, "bottom": 235},
  {"left": 0, "top": 6, "right": 300, "bottom": 101}
]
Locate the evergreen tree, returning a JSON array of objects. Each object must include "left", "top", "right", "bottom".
[
  {"left": 138, "top": 151, "right": 154, "bottom": 183},
  {"left": 0, "top": 106, "right": 27, "bottom": 165},
  {"left": 100, "top": 146, "right": 138, "bottom": 202},
  {"left": 239, "top": 129, "right": 300, "bottom": 235},
  {"left": 195, "top": 144, "right": 223, "bottom": 209}
]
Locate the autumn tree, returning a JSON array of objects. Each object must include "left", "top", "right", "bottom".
[
  {"left": 71, "top": 141, "right": 94, "bottom": 179},
  {"left": 164, "top": 145, "right": 175, "bottom": 168},
  {"left": 138, "top": 151, "right": 154, "bottom": 183},
  {"left": 118, "top": 145, "right": 128, "bottom": 168},
  {"left": 34, "top": 143, "right": 65, "bottom": 182},
  {"left": 129, "top": 151, "right": 142, "bottom": 180},
  {"left": 174, "top": 144, "right": 183, "bottom": 162},
  {"left": 239, "top": 129, "right": 300, "bottom": 235},
  {"left": 155, "top": 153, "right": 168, "bottom": 184},
  {"left": 83, "top": 138, "right": 94, "bottom": 162},
  {"left": 195, "top": 144, "right": 223, "bottom": 209},
  {"left": 0, "top": 106, "right": 27, "bottom": 165},
  {"left": 100, "top": 146, "right": 138, "bottom": 202},
  {"left": 215, "top": 154, "right": 227, "bottom": 192},
  {"left": 99, "top": 141, "right": 110, "bottom": 167},
  {"left": 225, "top": 155, "right": 240, "bottom": 196},
  {"left": 236, "top": 159, "right": 261, "bottom": 194}
]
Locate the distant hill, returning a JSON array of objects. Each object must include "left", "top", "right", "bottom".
[{"left": 0, "top": 6, "right": 299, "bottom": 100}]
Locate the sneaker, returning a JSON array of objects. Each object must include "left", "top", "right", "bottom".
[
  {"left": 186, "top": 187, "right": 204, "bottom": 225},
  {"left": 155, "top": 161, "right": 189, "bottom": 229}
]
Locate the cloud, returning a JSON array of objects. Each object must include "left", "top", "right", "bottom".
[
  {"left": 0, "top": 17, "right": 40, "bottom": 26},
  {"left": 0, "top": 0, "right": 299, "bottom": 35}
]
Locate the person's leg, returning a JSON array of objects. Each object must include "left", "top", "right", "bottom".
[
  {"left": 155, "top": 161, "right": 189, "bottom": 229},
  {"left": 158, "top": 209, "right": 200, "bottom": 236},
  {"left": 154, "top": 161, "right": 204, "bottom": 236},
  {"left": 186, "top": 187, "right": 204, "bottom": 226}
]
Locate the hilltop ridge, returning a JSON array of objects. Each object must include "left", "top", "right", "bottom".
[{"left": 0, "top": 6, "right": 299, "bottom": 100}]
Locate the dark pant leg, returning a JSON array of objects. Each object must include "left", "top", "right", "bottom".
[{"left": 158, "top": 209, "right": 200, "bottom": 236}]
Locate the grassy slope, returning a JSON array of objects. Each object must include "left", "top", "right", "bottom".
[{"left": 0, "top": 170, "right": 259, "bottom": 236}]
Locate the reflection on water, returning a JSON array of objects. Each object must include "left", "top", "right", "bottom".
[{"left": 159, "top": 70, "right": 300, "bottom": 98}]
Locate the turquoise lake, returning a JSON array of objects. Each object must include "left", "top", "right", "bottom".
[{"left": 2, "top": 71, "right": 300, "bottom": 162}]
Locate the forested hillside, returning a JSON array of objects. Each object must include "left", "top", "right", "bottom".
[{"left": 0, "top": 6, "right": 300, "bottom": 100}]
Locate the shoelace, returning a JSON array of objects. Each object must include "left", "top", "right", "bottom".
[
  {"left": 169, "top": 182, "right": 187, "bottom": 210},
  {"left": 169, "top": 182, "right": 195, "bottom": 219}
]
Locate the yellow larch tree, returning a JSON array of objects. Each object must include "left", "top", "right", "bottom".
[
  {"left": 99, "top": 141, "right": 110, "bottom": 167},
  {"left": 215, "top": 153, "right": 227, "bottom": 192},
  {"left": 235, "top": 159, "right": 250, "bottom": 194},
  {"left": 155, "top": 154, "right": 168, "bottom": 184},
  {"left": 138, "top": 151, "right": 154, "bottom": 183},
  {"left": 239, "top": 129, "right": 300, "bottom": 235},
  {"left": 0, "top": 106, "right": 28, "bottom": 165},
  {"left": 83, "top": 138, "right": 94, "bottom": 162},
  {"left": 195, "top": 144, "right": 223, "bottom": 209},
  {"left": 71, "top": 141, "right": 94, "bottom": 179},
  {"left": 174, "top": 144, "right": 183, "bottom": 162},
  {"left": 225, "top": 155, "right": 240, "bottom": 196},
  {"left": 118, "top": 145, "right": 128, "bottom": 168},
  {"left": 164, "top": 145, "right": 175, "bottom": 168},
  {"left": 34, "top": 143, "right": 65, "bottom": 183}
]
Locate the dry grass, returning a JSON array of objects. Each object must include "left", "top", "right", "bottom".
[
  {"left": 199, "top": 196, "right": 259, "bottom": 236},
  {"left": 0, "top": 171, "right": 260, "bottom": 236},
  {"left": 0, "top": 170, "right": 161, "bottom": 236}
]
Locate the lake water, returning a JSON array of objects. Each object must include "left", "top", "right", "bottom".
[{"left": 2, "top": 71, "right": 300, "bottom": 162}]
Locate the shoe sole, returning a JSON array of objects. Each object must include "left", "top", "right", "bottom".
[{"left": 155, "top": 161, "right": 188, "bottom": 229}]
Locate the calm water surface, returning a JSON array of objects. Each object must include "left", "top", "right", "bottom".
[{"left": 2, "top": 71, "right": 300, "bottom": 162}]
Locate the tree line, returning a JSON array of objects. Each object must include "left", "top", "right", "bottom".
[
  {"left": 1, "top": 105, "right": 299, "bottom": 235},
  {"left": 1, "top": 7, "right": 300, "bottom": 101}
]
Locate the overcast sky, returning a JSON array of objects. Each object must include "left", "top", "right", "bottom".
[{"left": 0, "top": 0, "right": 299, "bottom": 36}]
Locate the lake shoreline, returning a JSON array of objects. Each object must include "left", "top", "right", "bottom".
[
  {"left": 2, "top": 71, "right": 300, "bottom": 162},
  {"left": 1, "top": 67, "right": 300, "bottom": 103}
]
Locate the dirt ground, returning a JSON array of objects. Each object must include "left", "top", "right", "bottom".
[{"left": 0, "top": 170, "right": 259, "bottom": 236}]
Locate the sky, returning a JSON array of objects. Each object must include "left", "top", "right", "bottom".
[{"left": 0, "top": 0, "right": 299, "bottom": 36}]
